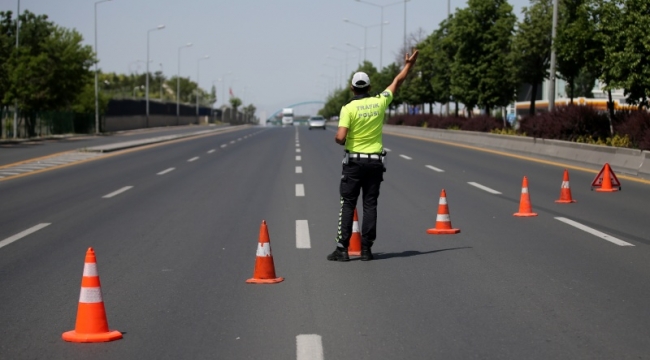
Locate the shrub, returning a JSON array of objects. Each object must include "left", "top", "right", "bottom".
[
  {"left": 519, "top": 105, "right": 611, "bottom": 141},
  {"left": 615, "top": 111, "right": 650, "bottom": 149}
]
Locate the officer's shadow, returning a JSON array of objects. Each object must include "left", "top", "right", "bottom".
[{"left": 370, "top": 246, "right": 472, "bottom": 260}]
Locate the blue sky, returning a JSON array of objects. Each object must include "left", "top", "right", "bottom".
[{"left": 4, "top": 0, "right": 530, "bottom": 118}]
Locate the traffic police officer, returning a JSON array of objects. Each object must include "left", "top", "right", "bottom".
[{"left": 328, "top": 49, "right": 419, "bottom": 262}]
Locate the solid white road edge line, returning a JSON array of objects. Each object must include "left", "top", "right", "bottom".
[
  {"left": 555, "top": 217, "right": 634, "bottom": 246},
  {"left": 296, "top": 184, "right": 305, "bottom": 197},
  {"left": 157, "top": 168, "right": 175, "bottom": 175},
  {"left": 102, "top": 186, "right": 134, "bottom": 199},
  {"left": 426, "top": 165, "right": 445, "bottom": 172},
  {"left": 188, "top": 157, "right": 199, "bottom": 162},
  {"left": 296, "top": 166, "right": 303, "bottom": 174},
  {"left": 296, "top": 220, "right": 311, "bottom": 249},
  {"left": 297, "top": 334, "right": 323, "bottom": 360},
  {"left": 0, "top": 223, "right": 51, "bottom": 250},
  {"left": 400, "top": 154, "right": 412, "bottom": 160},
  {"left": 468, "top": 182, "right": 502, "bottom": 194}
]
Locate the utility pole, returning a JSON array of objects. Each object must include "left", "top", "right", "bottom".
[
  {"left": 548, "top": 0, "right": 559, "bottom": 112},
  {"left": 13, "top": 0, "right": 20, "bottom": 138}
]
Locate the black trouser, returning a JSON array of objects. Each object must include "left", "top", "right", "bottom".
[{"left": 336, "top": 158, "right": 384, "bottom": 249}]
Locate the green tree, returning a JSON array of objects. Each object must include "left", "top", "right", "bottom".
[
  {"left": 555, "top": 0, "right": 594, "bottom": 103},
  {"left": 428, "top": 18, "right": 456, "bottom": 115},
  {"left": 229, "top": 97, "right": 242, "bottom": 112},
  {"left": 4, "top": 11, "right": 94, "bottom": 136},
  {"left": 603, "top": 0, "right": 650, "bottom": 108},
  {"left": 451, "top": 0, "right": 517, "bottom": 116},
  {"left": 512, "top": 0, "right": 553, "bottom": 116}
]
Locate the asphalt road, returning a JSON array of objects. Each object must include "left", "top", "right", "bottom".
[{"left": 1, "top": 125, "right": 649, "bottom": 359}]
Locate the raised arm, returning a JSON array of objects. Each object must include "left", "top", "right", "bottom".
[{"left": 387, "top": 49, "right": 419, "bottom": 95}]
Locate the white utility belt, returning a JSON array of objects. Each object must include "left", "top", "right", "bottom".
[{"left": 348, "top": 153, "right": 382, "bottom": 160}]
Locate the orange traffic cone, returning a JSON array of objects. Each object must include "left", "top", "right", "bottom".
[
  {"left": 348, "top": 208, "right": 362, "bottom": 256},
  {"left": 595, "top": 163, "right": 620, "bottom": 192},
  {"left": 246, "top": 220, "right": 284, "bottom": 284},
  {"left": 427, "top": 189, "right": 460, "bottom": 234},
  {"left": 62, "top": 248, "right": 122, "bottom": 343},
  {"left": 555, "top": 169, "right": 576, "bottom": 203},
  {"left": 514, "top": 176, "right": 538, "bottom": 217}
]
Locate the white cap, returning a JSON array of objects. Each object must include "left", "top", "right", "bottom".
[{"left": 351, "top": 72, "right": 370, "bottom": 88}]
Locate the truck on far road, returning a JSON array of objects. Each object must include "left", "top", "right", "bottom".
[{"left": 281, "top": 108, "right": 294, "bottom": 126}]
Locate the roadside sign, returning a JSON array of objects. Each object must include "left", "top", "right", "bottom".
[{"left": 591, "top": 163, "right": 621, "bottom": 190}]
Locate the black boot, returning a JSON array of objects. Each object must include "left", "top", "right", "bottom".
[
  {"left": 327, "top": 247, "right": 350, "bottom": 262},
  {"left": 360, "top": 246, "right": 374, "bottom": 261}
]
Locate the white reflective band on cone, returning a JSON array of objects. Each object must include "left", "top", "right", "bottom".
[
  {"left": 561, "top": 181, "right": 570, "bottom": 188},
  {"left": 522, "top": 188, "right": 529, "bottom": 193},
  {"left": 82, "top": 263, "right": 98, "bottom": 277},
  {"left": 438, "top": 197, "right": 448, "bottom": 205},
  {"left": 79, "top": 287, "right": 103, "bottom": 303},
  {"left": 352, "top": 221, "right": 359, "bottom": 233},
  {"left": 436, "top": 214, "right": 450, "bottom": 222},
  {"left": 256, "top": 243, "right": 272, "bottom": 257}
]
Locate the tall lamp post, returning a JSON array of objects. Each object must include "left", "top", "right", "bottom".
[
  {"left": 196, "top": 55, "right": 209, "bottom": 116},
  {"left": 176, "top": 42, "right": 192, "bottom": 122},
  {"left": 343, "top": 19, "right": 388, "bottom": 65},
  {"left": 548, "top": 0, "right": 559, "bottom": 111},
  {"left": 94, "top": 0, "right": 111, "bottom": 135},
  {"left": 331, "top": 46, "right": 357, "bottom": 81},
  {"left": 146, "top": 24, "right": 165, "bottom": 128},
  {"left": 13, "top": 0, "right": 20, "bottom": 138},
  {"left": 354, "top": 0, "right": 408, "bottom": 69}
]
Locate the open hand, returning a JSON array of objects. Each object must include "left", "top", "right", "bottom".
[{"left": 405, "top": 48, "right": 419, "bottom": 65}]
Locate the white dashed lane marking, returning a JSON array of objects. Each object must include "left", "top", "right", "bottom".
[
  {"left": 207, "top": 149, "right": 215, "bottom": 154},
  {"left": 296, "top": 156, "right": 302, "bottom": 161},
  {"left": 102, "top": 186, "right": 133, "bottom": 199},
  {"left": 296, "top": 166, "right": 303, "bottom": 173},
  {"left": 188, "top": 157, "right": 199, "bottom": 162},
  {"left": 296, "top": 148, "right": 301, "bottom": 153},
  {"left": 297, "top": 334, "right": 323, "bottom": 360},
  {"left": 295, "top": 220, "right": 311, "bottom": 249},
  {"left": 400, "top": 154, "right": 412, "bottom": 160},
  {"left": 426, "top": 165, "right": 444, "bottom": 172},
  {"left": 157, "top": 168, "right": 175, "bottom": 175},
  {"left": 296, "top": 184, "right": 305, "bottom": 197},
  {"left": 468, "top": 182, "right": 502, "bottom": 194},
  {"left": 221, "top": 144, "right": 227, "bottom": 148},
  {"left": 384, "top": 148, "right": 391, "bottom": 152},
  {"left": 230, "top": 140, "right": 235, "bottom": 144},
  {"left": 555, "top": 217, "right": 634, "bottom": 246},
  {"left": 0, "top": 223, "right": 51, "bottom": 250}
]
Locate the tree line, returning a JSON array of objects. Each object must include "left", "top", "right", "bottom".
[
  {"left": 0, "top": 10, "right": 252, "bottom": 137},
  {"left": 320, "top": 0, "right": 650, "bottom": 120}
]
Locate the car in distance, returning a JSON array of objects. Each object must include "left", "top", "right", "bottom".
[{"left": 308, "top": 116, "right": 326, "bottom": 130}]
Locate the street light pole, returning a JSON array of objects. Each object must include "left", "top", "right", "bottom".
[
  {"left": 548, "top": 0, "right": 559, "bottom": 111},
  {"left": 13, "top": 0, "right": 20, "bottom": 138},
  {"left": 176, "top": 42, "right": 192, "bottom": 122},
  {"left": 94, "top": 0, "right": 111, "bottom": 135},
  {"left": 343, "top": 19, "right": 388, "bottom": 64},
  {"left": 354, "top": 0, "right": 406, "bottom": 69},
  {"left": 196, "top": 55, "right": 209, "bottom": 117},
  {"left": 146, "top": 24, "right": 165, "bottom": 128}
]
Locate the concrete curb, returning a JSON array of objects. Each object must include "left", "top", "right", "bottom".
[
  {"left": 81, "top": 126, "right": 243, "bottom": 153},
  {"left": 383, "top": 125, "right": 649, "bottom": 177}
]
